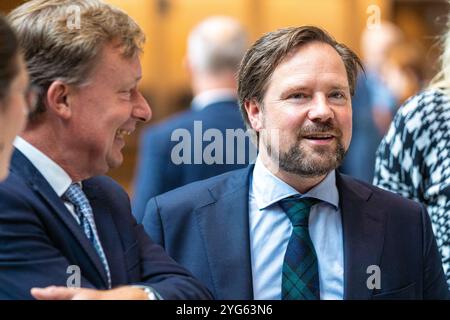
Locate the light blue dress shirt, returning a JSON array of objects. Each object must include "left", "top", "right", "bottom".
[{"left": 249, "top": 157, "right": 344, "bottom": 300}]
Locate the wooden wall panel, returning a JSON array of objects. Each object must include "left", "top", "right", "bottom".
[{"left": 3, "top": 0, "right": 395, "bottom": 192}]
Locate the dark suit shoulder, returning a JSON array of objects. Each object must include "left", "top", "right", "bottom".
[
  {"left": 0, "top": 170, "right": 40, "bottom": 209},
  {"left": 0, "top": 170, "right": 31, "bottom": 194},
  {"left": 339, "top": 173, "right": 424, "bottom": 216},
  {"left": 152, "top": 166, "right": 251, "bottom": 213},
  {"left": 84, "top": 175, "right": 131, "bottom": 214},
  {"left": 86, "top": 175, "right": 128, "bottom": 194},
  {"left": 0, "top": 174, "right": 40, "bottom": 229}
]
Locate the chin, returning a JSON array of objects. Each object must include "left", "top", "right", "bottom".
[{"left": 106, "top": 155, "right": 124, "bottom": 170}]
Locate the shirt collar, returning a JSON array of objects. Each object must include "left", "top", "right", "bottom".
[
  {"left": 250, "top": 156, "right": 339, "bottom": 211},
  {"left": 191, "top": 89, "right": 237, "bottom": 111},
  {"left": 14, "top": 136, "right": 73, "bottom": 197}
]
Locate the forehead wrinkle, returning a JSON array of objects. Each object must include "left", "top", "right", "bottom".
[{"left": 277, "top": 73, "right": 349, "bottom": 91}]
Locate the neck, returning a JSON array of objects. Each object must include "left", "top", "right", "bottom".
[
  {"left": 20, "top": 131, "right": 93, "bottom": 182},
  {"left": 191, "top": 72, "right": 237, "bottom": 96}
]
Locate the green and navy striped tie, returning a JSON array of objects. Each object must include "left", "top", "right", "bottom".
[{"left": 279, "top": 196, "right": 320, "bottom": 300}]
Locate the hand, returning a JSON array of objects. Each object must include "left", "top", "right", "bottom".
[{"left": 31, "top": 286, "right": 149, "bottom": 300}]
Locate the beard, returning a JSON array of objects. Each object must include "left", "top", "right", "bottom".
[{"left": 265, "top": 120, "right": 347, "bottom": 178}]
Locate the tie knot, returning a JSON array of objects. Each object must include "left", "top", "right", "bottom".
[
  {"left": 63, "top": 183, "right": 89, "bottom": 209},
  {"left": 279, "top": 196, "right": 319, "bottom": 226}
]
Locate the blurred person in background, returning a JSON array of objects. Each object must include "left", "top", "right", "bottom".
[
  {"left": 0, "top": 14, "right": 30, "bottom": 181},
  {"left": 374, "top": 12, "right": 450, "bottom": 288},
  {"left": 132, "top": 16, "right": 251, "bottom": 221},
  {"left": 361, "top": 20, "right": 404, "bottom": 132},
  {"left": 381, "top": 41, "right": 426, "bottom": 106},
  {"left": 340, "top": 21, "right": 404, "bottom": 183}
]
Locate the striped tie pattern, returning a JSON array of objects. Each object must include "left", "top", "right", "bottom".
[
  {"left": 279, "top": 196, "right": 320, "bottom": 300},
  {"left": 63, "top": 183, "right": 112, "bottom": 289}
]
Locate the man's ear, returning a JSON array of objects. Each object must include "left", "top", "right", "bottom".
[
  {"left": 244, "top": 99, "right": 263, "bottom": 132},
  {"left": 46, "top": 81, "right": 72, "bottom": 120}
]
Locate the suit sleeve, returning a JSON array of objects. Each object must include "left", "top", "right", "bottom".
[
  {"left": 0, "top": 188, "right": 96, "bottom": 299},
  {"left": 420, "top": 204, "right": 450, "bottom": 299},
  {"left": 141, "top": 197, "right": 164, "bottom": 247},
  {"left": 132, "top": 213, "right": 212, "bottom": 300}
]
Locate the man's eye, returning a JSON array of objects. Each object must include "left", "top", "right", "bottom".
[
  {"left": 330, "top": 92, "right": 346, "bottom": 100},
  {"left": 288, "top": 93, "right": 308, "bottom": 100},
  {"left": 120, "top": 90, "right": 132, "bottom": 99}
]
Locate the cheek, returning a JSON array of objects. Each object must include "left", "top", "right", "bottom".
[
  {"left": 337, "top": 108, "right": 352, "bottom": 146},
  {"left": 265, "top": 106, "right": 307, "bottom": 129}
]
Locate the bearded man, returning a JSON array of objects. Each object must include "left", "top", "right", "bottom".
[{"left": 141, "top": 26, "right": 448, "bottom": 300}]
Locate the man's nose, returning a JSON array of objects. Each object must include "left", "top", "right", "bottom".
[
  {"left": 132, "top": 91, "right": 152, "bottom": 122},
  {"left": 307, "top": 95, "right": 334, "bottom": 122}
]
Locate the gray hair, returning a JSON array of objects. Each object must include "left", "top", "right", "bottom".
[
  {"left": 8, "top": 0, "right": 145, "bottom": 120},
  {"left": 187, "top": 16, "right": 248, "bottom": 75}
]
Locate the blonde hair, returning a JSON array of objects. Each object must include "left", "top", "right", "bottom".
[
  {"left": 7, "top": 0, "right": 145, "bottom": 118},
  {"left": 430, "top": 4, "right": 450, "bottom": 90}
]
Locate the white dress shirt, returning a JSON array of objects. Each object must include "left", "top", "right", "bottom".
[
  {"left": 13, "top": 136, "right": 80, "bottom": 223},
  {"left": 249, "top": 157, "right": 344, "bottom": 300}
]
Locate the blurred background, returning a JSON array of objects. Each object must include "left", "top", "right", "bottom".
[{"left": 1, "top": 0, "right": 448, "bottom": 195}]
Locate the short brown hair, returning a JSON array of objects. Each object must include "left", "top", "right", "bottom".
[
  {"left": 238, "top": 26, "right": 363, "bottom": 128},
  {"left": 0, "top": 14, "right": 19, "bottom": 105},
  {"left": 8, "top": 0, "right": 145, "bottom": 120}
]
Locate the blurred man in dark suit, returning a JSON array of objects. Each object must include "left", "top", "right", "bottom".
[{"left": 132, "top": 16, "right": 254, "bottom": 221}]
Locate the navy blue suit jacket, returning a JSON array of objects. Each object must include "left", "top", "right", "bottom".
[
  {"left": 141, "top": 166, "right": 449, "bottom": 299},
  {"left": 0, "top": 150, "right": 212, "bottom": 300},
  {"left": 132, "top": 99, "right": 251, "bottom": 221}
]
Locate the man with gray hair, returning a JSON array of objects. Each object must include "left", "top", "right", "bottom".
[
  {"left": 132, "top": 16, "right": 252, "bottom": 221},
  {"left": 0, "top": 0, "right": 211, "bottom": 300}
]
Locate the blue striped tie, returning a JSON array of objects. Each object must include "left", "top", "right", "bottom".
[
  {"left": 63, "top": 183, "right": 112, "bottom": 289},
  {"left": 279, "top": 196, "right": 320, "bottom": 300}
]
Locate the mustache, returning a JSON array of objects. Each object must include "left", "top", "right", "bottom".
[{"left": 298, "top": 121, "right": 343, "bottom": 137}]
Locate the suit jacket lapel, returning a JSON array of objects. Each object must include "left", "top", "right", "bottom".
[
  {"left": 336, "top": 172, "right": 386, "bottom": 300},
  {"left": 83, "top": 180, "right": 128, "bottom": 286},
  {"left": 195, "top": 166, "right": 254, "bottom": 299},
  {"left": 11, "top": 150, "right": 109, "bottom": 288}
]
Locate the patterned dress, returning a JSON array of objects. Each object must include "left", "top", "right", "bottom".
[{"left": 374, "top": 89, "right": 450, "bottom": 287}]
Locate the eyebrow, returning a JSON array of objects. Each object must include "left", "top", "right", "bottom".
[
  {"left": 131, "top": 76, "right": 142, "bottom": 85},
  {"left": 122, "top": 76, "right": 142, "bottom": 88},
  {"left": 284, "top": 84, "right": 349, "bottom": 92},
  {"left": 330, "top": 85, "right": 349, "bottom": 91}
]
